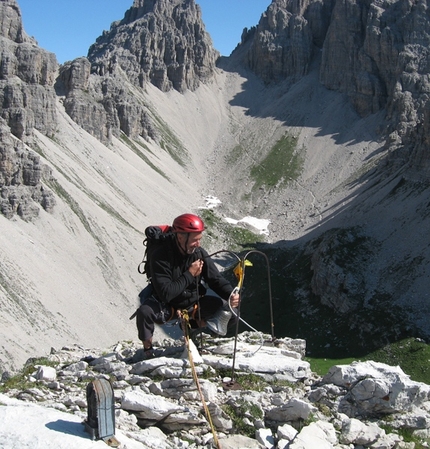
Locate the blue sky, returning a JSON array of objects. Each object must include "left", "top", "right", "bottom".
[{"left": 17, "top": 0, "right": 270, "bottom": 64}]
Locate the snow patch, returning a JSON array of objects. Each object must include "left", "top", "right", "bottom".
[
  {"left": 224, "top": 216, "right": 270, "bottom": 236},
  {"left": 200, "top": 196, "right": 270, "bottom": 236}
]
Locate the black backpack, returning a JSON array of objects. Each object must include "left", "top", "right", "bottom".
[
  {"left": 137, "top": 225, "right": 175, "bottom": 280},
  {"left": 129, "top": 225, "right": 175, "bottom": 320}
]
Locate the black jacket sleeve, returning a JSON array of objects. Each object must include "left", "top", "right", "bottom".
[{"left": 200, "top": 248, "right": 235, "bottom": 300}]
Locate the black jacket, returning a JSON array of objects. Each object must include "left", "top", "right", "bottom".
[{"left": 149, "top": 237, "right": 234, "bottom": 309}]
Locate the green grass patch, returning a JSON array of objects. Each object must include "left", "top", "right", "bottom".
[
  {"left": 305, "top": 357, "right": 357, "bottom": 376},
  {"left": 305, "top": 338, "right": 430, "bottom": 384},
  {"left": 250, "top": 133, "right": 304, "bottom": 189},
  {"left": 223, "top": 398, "right": 263, "bottom": 437},
  {"left": 231, "top": 372, "right": 268, "bottom": 392},
  {"left": 0, "top": 357, "right": 57, "bottom": 393},
  {"left": 379, "top": 423, "right": 429, "bottom": 448},
  {"left": 362, "top": 338, "right": 430, "bottom": 384}
]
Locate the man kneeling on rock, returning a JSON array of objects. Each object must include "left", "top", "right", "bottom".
[{"left": 136, "top": 213, "right": 240, "bottom": 358}]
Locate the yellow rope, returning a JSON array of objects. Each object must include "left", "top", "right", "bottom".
[{"left": 181, "top": 309, "right": 221, "bottom": 449}]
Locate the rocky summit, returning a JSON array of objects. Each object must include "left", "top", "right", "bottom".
[
  {"left": 88, "top": 0, "right": 218, "bottom": 93},
  {"left": 2, "top": 331, "right": 430, "bottom": 448}
]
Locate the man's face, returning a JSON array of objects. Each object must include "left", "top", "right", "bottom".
[{"left": 177, "top": 232, "right": 203, "bottom": 254}]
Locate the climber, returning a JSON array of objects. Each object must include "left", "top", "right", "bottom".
[{"left": 136, "top": 213, "right": 240, "bottom": 358}]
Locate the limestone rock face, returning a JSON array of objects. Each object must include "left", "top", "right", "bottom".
[
  {"left": 237, "top": 0, "right": 430, "bottom": 174},
  {"left": 241, "top": 0, "right": 335, "bottom": 83},
  {"left": 0, "top": 0, "right": 25, "bottom": 43},
  {"left": 57, "top": 58, "right": 112, "bottom": 143},
  {"left": 320, "top": 0, "right": 430, "bottom": 134},
  {"left": 57, "top": 57, "right": 157, "bottom": 143},
  {"left": 88, "top": 0, "right": 218, "bottom": 93},
  {"left": 320, "top": 0, "right": 387, "bottom": 116},
  {"left": 57, "top": 0, "right": 214, "bottom": 142},
  {"left": 0, "top": 0, "right": 58, "bottom": 140},
  {"left": 324, "top": 0, "right": 430, "bottom": 175},
  {"left": 0, "top": 0, "right": 57, "bottom": 219},
  {"left": 309, "top": 228, "right": 372, "bottom": 315},
  {"left": 0, "top": 118, "right": 55, "bottom": 220}
]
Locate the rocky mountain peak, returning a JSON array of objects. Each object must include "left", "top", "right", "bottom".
[
  {"left": 0, "top": 0, "right": 57, "bottom": 220},
  {"left": 88, "top": 0, "right": 218, "bottom": 92},
  {"left": 55, "top": 0, "right": 218, "bottom": 144},
  {"left": 0, "top": 0, "right": 26, "bottom": 43},
  {"left": 0, "top": 0, "right": 58, "bottom": 138},
  {"left": 129, "top": 0, "right": 198, "bottom": 20}
]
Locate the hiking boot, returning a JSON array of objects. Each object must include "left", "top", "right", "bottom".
[
  {"left": 125, "top": 346, "right": 161, "bottom": 364},
  {"left": 143, "top": 346, "right": 156, "bottom": 359}
]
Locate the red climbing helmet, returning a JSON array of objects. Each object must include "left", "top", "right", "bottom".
[{"left": 172, "top": 213, "right": 205, "bottom": 233}]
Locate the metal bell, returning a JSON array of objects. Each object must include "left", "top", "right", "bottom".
[{"left": 206, "top": 307, "right": 232, "bottom": 336}]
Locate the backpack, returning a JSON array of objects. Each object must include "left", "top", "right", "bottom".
[
  {"left": 129, "top": 225, "right": 175, "bottom": 320},
  {"left": 137, "top": 225, "right": 175, "bottom": 280}
]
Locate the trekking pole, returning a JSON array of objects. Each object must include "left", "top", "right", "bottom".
[{"left": 179, "top": 309, "right": 221, "bottom": 449}]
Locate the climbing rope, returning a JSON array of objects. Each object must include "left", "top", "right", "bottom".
[{"left": 180, "top": 309, "right": 221, "bottom": 449}]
